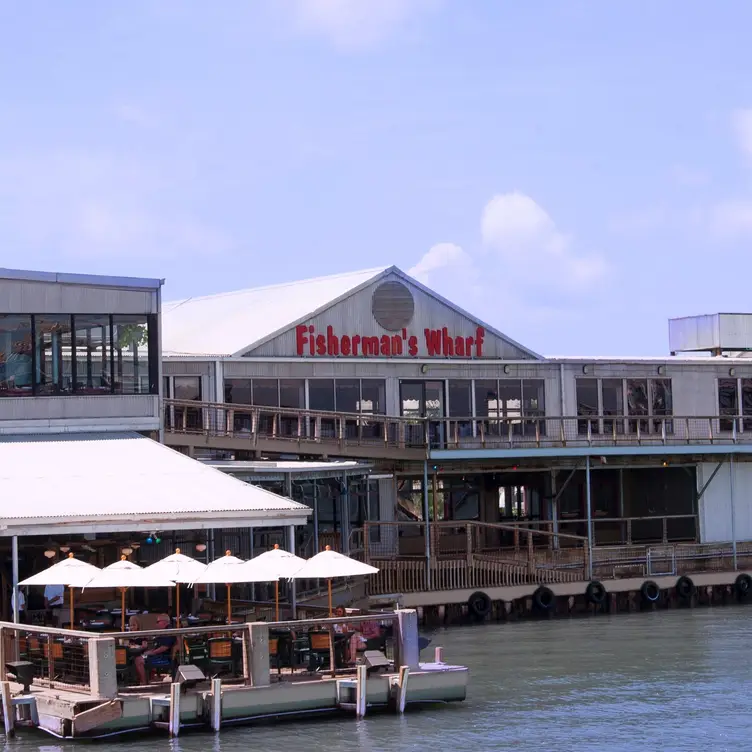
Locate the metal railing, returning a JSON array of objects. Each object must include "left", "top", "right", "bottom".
[{"left": 163, "top": 399, "right": 752, "bottom": 454}]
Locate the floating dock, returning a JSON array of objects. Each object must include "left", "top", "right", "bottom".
[{"left": 0, "top": 610, "right": 468, "bottom": 740}]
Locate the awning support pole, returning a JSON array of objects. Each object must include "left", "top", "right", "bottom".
[
  {"left": 287, "top": 524, "right": 297, "bottom": 619},
  {"left": 11, "top": 537, "right": 19, "bottom": 625},
  {"left": 585, "top": 456, "right": 593, "bottom": 580},
  {"left": 423, "top": 460, "right": 431, "bottom": 589}
]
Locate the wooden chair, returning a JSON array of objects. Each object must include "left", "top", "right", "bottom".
[
  {"left": 306, "top": 631, "right": 331, "bottom": 672},
  {"left": 207, "top": 638, "right": 234, "bottom": 676}
]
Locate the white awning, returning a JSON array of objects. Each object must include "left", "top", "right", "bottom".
[{"left": 0, "top": 432, "right": 311, "bottom": 536}]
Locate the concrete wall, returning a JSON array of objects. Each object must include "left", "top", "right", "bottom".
[{"left": 698, "top": 460, "right": 752, "bottom": 543}]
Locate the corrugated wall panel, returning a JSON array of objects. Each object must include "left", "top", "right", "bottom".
[{"left": 0, "top": 395, "right": 158, "bottom": 421}]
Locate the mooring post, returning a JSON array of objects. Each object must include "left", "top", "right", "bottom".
[
  {"left": 395, "top": 609, "right": 420, "bottom": 670},
  {"left": 169, "top": 682, "right": 180, "bottom": 736},
  {"left": 247, "top": 622, "right": 270, "bottom": 687},
  {"left": 356, "top": 664, "right": 367, "bottom": 717},
  {"left": 434, "top": 646, "right": 444, "bottom": 664},
  {"left": 88, "top": 637, "right": 118, "bottom": 699},
  {"left": 1, "top": 680, "right": 14, "bottom": 737},
  {"left": 210, "top": 677, "right": 222, "bottom": 731},
  {"left": 585, "top": 455, "right": 593, "bottom": 580}
]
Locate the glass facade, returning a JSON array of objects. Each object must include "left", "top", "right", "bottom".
[{"left": 0, "top": 313, "right": 157, "bottom": 397}]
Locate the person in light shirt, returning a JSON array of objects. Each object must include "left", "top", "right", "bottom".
[
  {"left": 11, "top": 588, "right": 25, "bottom": 623},
  {"left": 44, "top": 584, "right": 64, "bottom": 609}
]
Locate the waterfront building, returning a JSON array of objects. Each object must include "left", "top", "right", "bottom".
[
  {"left": 160, "top": 266, "right": 752, "bottom": 595},
  {"left": 0, "top": 267, "right": 309, "bottom": 619}
]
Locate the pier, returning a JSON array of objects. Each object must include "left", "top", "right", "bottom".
[{"left": 0, "top": 609, "right": 466, "bottom": 739}]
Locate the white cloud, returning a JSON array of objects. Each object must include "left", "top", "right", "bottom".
[
  {"left": 0, "top": 151, "right": 232, "bottom": 263},
  {"left": 732, "top": 109, "right": 752, "bottom": 158},
  {"left": 481, "top": 191, "right": 607, "bottom": 286},
  {"left": 286, "top": 0, "right": 436, "bottom": 49},
  {"left": 408, "top": 242, "right": 469, "bottom": 283}
]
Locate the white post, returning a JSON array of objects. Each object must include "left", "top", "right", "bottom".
[
  {"left": 423, "top": 461, "right": 431, "bottom": 589},
  {"left": 356, "top": 664, "right": 367, "bottom": 717},
  {"left": 585, "top": 456, "right": 593, "bottom": 580},
  {"left": 287, "top": 525, "right": 297, "bottom": 619},
  {"left": 313, "top": 481, "right": 320, "bottom": 553},
  {"left": 169, "top": 682, "right": 180, "bottom": 736},
  {"left": 210, "top": 677, "right": 222, "bottom": 731},
  {"left": 730, "top": 454, "right": 737, "bottom": 570},
  {"left": 11, "top": 537, "right": 19, "bottom": 625}
]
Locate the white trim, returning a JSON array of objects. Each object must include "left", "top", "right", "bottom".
[{"left": 0, "top": 418, "right": 159, "bottom": 434}]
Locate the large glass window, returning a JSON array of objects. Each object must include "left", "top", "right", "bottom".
[
  {"left": 627, "top": 379, "right": 649, "bottom": 433},
  {"left": 743, "top": 379, "right": 752, "bottom": 430},
  {"left": 719, "top": 378, "right": 738, "bottom": 431},
  {"left": 522, "top": 379, "right": 545, "bottom": 436},
  {"left": 448, "top": 380, "right": 472, "bottom": 439},
  {"left": 174, "top": 376, "right": 202, "bottom": 430},
  {"left": 360, "top": 380, "right": 386, "bottom": 415},
  {"left": 651, "top": 379, "right": 673, "bottom": 432},
  {"left": 35, "top": 316, "right": 73, "bottom": 394},
  {"left": 279, "top": 379, "right": 305, "bottom": 408},
  {"left": 112, "top": 315, "right": 150, "bottom": 394},
  {"left": 0, "top": 315, "right": 32, "bottom": 395},
  {"left": 499, "top": 380, "right": 522, "bottom": 434},
  {"left": 602, "top": 378, "right": 624, "bottom": 435},
  {"left": 74, "top": 315, "right": 111, "bottom": 394},
  {"left": 224, "top": 379, "right": 252, "bottom": 404},
  {"left": 308, "top": 379, "right": 335, "bottom": 411},
  {"left": 576, "top": 378, "right": 599, "bottom": 436},
  {"left": 335, "top": 379, "right": 359, "bottom": 413},
  {"left": 252, "top": 379, "right": 279, "bottom": 406}
]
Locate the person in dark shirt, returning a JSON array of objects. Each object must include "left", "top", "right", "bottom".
[{"left": 134, "top": 615, "right": 175, "bottom": 684}]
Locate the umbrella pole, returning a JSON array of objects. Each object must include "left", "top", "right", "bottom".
[
  {"left": 176, "top": 584, "right": 180, "bottom": 622},
  {"left": 121, "top": 588, "right": 126, "bottom": 631},
  {"left": 69, "top": 586, "right": 74, "bottom": 629},
  {"left": 328, "top": 579, "right": 332, "bottom": 618},
  {"left": 227, "top": 583, "right": 231, "bottom": 625},
  {"left": 275, "top": 580, "right": 279, "bottom": 622}
]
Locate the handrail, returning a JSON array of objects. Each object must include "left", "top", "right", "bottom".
[{"left": 362, "top": 519, "right": 588, "bottom": 542}]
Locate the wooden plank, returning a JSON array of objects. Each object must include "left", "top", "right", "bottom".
[
  {"left": 1, "top": 681, "right": 14, "bottom": 737},
  {"left": 72, "top": 700, "right": 122, "bottom": 736}
]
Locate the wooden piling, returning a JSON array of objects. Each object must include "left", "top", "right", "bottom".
[{"left": 210, "top": 678, "right": 222, "bottom": 731}]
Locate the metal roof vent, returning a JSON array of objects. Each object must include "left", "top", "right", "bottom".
[
  {"left": 371, "top": 281, "right": 415, "bottom": 331},
  {"left": 669, "top": 313, "right": 752, "bottom": 355}
]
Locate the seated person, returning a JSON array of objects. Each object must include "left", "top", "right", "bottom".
[{"left": 134, "top": 615, "right": 175, "bottom": 684}]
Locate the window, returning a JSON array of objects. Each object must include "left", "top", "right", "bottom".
[
  {"left": 499, "top": 380, "right": 522, "bottom": 429},
  {"left": 626, "top": 379, "right": 649, "bottom": 433},
  {"left": 173, "top": 376, "right": 202, "bottom": 430},
  {"left": 522, "top": 379, "right": 545, "bottom": 436},
  {"left": 448, "top": 380, "right": 472, "bottom": 438},
  {"left": 112, "top": 315, "right": 151, "bottom": 394},
  {"left": 602, "top": 378, "right": 624, "bottom": 435},
  {"left": 335, "top": 379, "right": 359, "bottom": 413},
  {"left": 252, "top": 379, "right": 279, "bottom": 406},
  {"left": 279, "top": 379, "right": 304, "bottom": 408},
  {"left": 35, "top": 316, "right": 73, "bottom": 394},
  {"left": 0, "top": 315, "right": 33, "bottom": 395},
  {"left": 743, "top": 379, "right": 752, "bottom": 430},
  {"left": 651, "top": 379, "right": 673, "bottom": 432},
  {"left": 224, "top": 379, "right": 252, "bottom": 404},
  {"left": 308, "top": 380, "right": 335, "bottom": 411},
  {"left": 74, "top": 316, "right": 111, "bottom": 394},
  {"left": 474, "top": 380, "right": 499, "bottom": 435},
  {"left": 360, "top": 380, "right": 386, "bottom": 415},
  {"left": 719, "top": 378, "right": 738, "bottom": 431},
  {"left": 576, "top": 378, "right": 599, "bottom": 436}
]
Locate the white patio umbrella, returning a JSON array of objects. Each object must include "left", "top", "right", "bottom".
[
  {"left": 84, "top": 557, "right": 175, "bottom": 630},
  {"left": 192, "top": 550, "right": 277, "bottom": 624},
  {"left": 240, "top": 544, "right": 307, "bottom": 621},
  {"left": 20, "top": 553, "right": 102, "bottom": 629},
  {"left": 144, "top": 548, "right": 207, "bottom": 620},
  {"left": 289, "top": 546, "right": 379, "bottom": 617}
]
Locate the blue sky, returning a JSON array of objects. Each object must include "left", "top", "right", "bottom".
[{"left": 2, "top": 0, "right": 752, "bottom": 356}]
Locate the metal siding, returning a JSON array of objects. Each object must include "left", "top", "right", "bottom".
[
  {"left": 718, "top": 314, "right": 752, "bottom": 350},
  {"left": 246, "top": 273, "right": 535, "bottom": 360},
  {"left": 0, "top": 395, "right": 159, "bottom": 421},
  {"left": 162, "top": 361, "right": 214, "bottom": 377},
  {"left": 697, "top": 462, "right": 752, "bottom": 543},
  {"left": 669, "top": 314, "right": 752, "bottom": 352},
  {"left": 0, "top": 280, "right": 156, "bottom": 314}
]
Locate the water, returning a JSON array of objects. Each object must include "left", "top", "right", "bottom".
[{"left": 7, "top": 608, "right": 752, "bottom": 751}]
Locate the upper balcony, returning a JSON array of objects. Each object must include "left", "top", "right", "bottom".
[{"left": 162, "top": 398, "right": 752, "bottom": 461}]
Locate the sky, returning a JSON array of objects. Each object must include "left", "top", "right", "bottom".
[{"left": 2, "top": 1, "right": 752, "bottom": 357}]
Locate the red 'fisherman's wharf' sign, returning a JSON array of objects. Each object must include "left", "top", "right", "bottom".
[{"left": 295, "top": 325, "right": 486, "bottom": 358}]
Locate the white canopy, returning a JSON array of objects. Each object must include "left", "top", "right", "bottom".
[
  {"left": 19, "top": 553, "right": 101, "bottom": 588},
  {"left": 289, "top": 547, "right": 379, "bottom": 580},
  {"left": 145, "top": 549, "right": 207, "bottom": 584},
  {"left": 193, "top": 551, "right": 276, "bottom": 585},
  {"left": 84, "top": 558, "right": 175, "bottom": 589},
  {"left": 240, "top": 544, "right": 307, "bottom": 581}
]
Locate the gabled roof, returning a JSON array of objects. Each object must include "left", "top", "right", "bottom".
[
  {"left": 0, "top": 432, "right": 310, "bottom": 536},
  {"left": 162, "top": 267, "right": 387, "bottom": 356},
  {"left": 162, "top": 265, "right": 541, "bottom": 360}
]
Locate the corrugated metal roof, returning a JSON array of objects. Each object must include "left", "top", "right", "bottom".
[
  {"left": 0, "top": 266, "right": 163, "bottom": 290},
  {"left": 162, "top": 267, "right": 387, "bottom": 356},
  {"left": 0, "top": 432, "right": 309, "bottom": 522}
]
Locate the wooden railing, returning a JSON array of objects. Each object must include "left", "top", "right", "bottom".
[{"left": 163, "top": 399, "right": 752, "bottom": 455}]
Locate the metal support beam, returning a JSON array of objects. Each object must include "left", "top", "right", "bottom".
[
  {"left": 585, "top": 456, "right": 593, "bottom": 580},
  {"left": 730, "top": 454, "right": 737, "bottom": 570},
  {"left": 551, "top": 463, "right": 581, "bottom": 506},
  {"left": 696, "top": 459, "right": 726, "bottom": 503},
  {"left": 313, "top": 480, "right": 320, "bottom": 554},
  {"left": 550, "top": 470, "right": 559, "bottom": 550},
  {"left": 423, "top": 460, "right": 431, "bottom": 589},
  {"left": 11, "top": 537, "right": 19, "bottom": 625}
]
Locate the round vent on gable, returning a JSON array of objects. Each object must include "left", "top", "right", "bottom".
[{"left": 371, "top": 281, "right": 415, "bottom": 331}]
